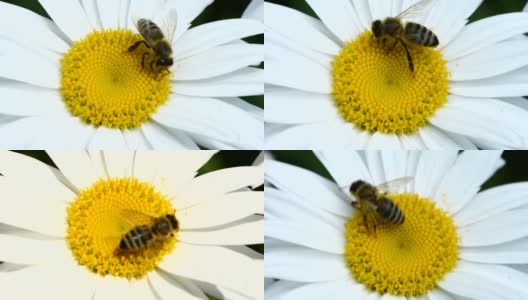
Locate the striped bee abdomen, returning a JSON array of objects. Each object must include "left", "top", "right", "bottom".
[
  {"left": 119, "top": 225, "right": 154, "bottom": 251},
  {"left": 404, "top": 22, "right": 439, "bottom": 47},
  {"left": 376, "top": 197, "right": 405, "bottom": 224}
]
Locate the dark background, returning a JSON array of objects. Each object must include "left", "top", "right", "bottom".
[{"left": 0, "top": 0, "right": 263, "bottom": 108}]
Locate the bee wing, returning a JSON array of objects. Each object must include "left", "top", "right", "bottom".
[
  {"left": 162, "top": 8, "right": 179, "bottom": 45},
  {"left": 376, "top": 176, "right": 414, "bottom": 194},
  {"left": 396, "top": 0, "right": 434, "bottom": 20},
  {"left": 102, "top": 209, "right": 156, "bottom": 250}
]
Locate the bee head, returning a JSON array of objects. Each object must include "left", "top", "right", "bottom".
[
  {"left": 157, "top": 57, "right": 173, "bottom": 67},
  {"left": 349, "top": 180, "right": 365, "bottom": 194},
  {"left": 371, "top": 20, "right": 383, "bottom": 38}
]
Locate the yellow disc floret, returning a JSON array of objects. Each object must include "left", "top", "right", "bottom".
[
  {"left": 60, "top": 29, "right": 171, "bottom": 129},
  {"left": 344, "top": 193, "right": 458, "bottom": 296},
  {"left": 332, "top": 31, "right": 449, "bottom": 134},
  {"left": 66, "top": 177, "right": 176, "bottom": 279}
]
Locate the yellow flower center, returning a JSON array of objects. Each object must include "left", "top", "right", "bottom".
[
  {"left": 66, "top": 177, "right": 177, "bottom": 279},
  {"left": 60, "top": 30, "right": 171, "bottom": 129},
  {"left": 332, "top": 31, "right": 449, "bottom": 134},
  {"left": 344, "top": 193, "right": 458, "bottom": 297}
]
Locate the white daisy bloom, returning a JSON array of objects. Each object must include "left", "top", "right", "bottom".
[
  {"left": 0, "top": 151, "right": 263, "bottom": 299},
  {"left": 0, "top": 0, "right": 263, "bottom": 149},
  {"left": 265, "top": 150, "right": 528, "bottom": 299},
  {"left": 264, "top": 0, "right": 528, "bottom": 149}
]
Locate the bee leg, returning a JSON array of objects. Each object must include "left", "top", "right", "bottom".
[
  {"left": 141, "top": 52, "right": 149, "bottom": 69},
  {"left": 149, "top": 60, "right": 156, "bottom": 72},
  {"left": 398, "top": 38, "right": 414, "bottom": 73},
  {"left": 128, "top": 40, "right": 150, "bottom": 52}
]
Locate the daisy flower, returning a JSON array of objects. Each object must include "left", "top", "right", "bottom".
[
  {"left": 0, "top": 0, "right": 263, "bottom": 149},
  {"left": 265, "top": 0, "right": 528, "bottom": 149},
  {"left": 0, "top": 151, "right": 263, "bottom": 299},
  {"left": 265, "top": 150, "right": 528, "bottom": 299}
]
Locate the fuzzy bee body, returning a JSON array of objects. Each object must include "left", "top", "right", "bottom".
[
  {"left": 349, "top": 177, "right": 411, "bottom": 234},
  {"left": 371, "top": 0, "right": 438, "bottom": 72},
  {"left": 118, "top": 214, "right": 179, "bottom": 252},
  {"left": 128, "top": 13, "right": 177, "bottom": 72}
]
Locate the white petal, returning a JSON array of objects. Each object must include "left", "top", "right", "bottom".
[
  {"left": 433, "top": 150, "right": 503, "bottom": 214},
  {"left": 93, "top": 276, "right": 155, "bottom": 300},
  {"left": 172, "top": 67, "right": 263, "bottom": 97},
  {"left": 455, "top": 182, "right": 528, "bottom": 227},
  {"left": 442, "top": 12, "right": 528, "bottom": 61},
  {"left": 430, "top": 96, "right": 528, "bottom": 149},
  {"left": 459, "top": 208, "right": 528, "bottom": 247},
  {"left": 0, "top": 118, "right": 39, "bottom": 148},
  {"left": 148, "top": 270, "right": 203, "bottom": 300},
  {"left": 398, "top": 133, "right": 427, "bottom": 150},
  {"left": 427, "top": 289, "right": 455, "bottom": 300},
  {"left": 438, "top": 261, "right": 528, "bottom": 300},
  {"left": 48, "top": 151, "right": 98, "bottom": 192},
  {"left": 175, "top": 166, "right": 262, "bottom": 208},
  {"left": 81, "top": 0, "right": 102, "bottom": 30},
  {"left": 426, "top": 0, "right": 481, "bottom": 48},
  {"left": 97, "top": 0, "right": 120, "bottom": 29},
  {"left": 449, "top": 65, "right": 528, "bottom": 98},
  {"left": 0, "top": 2, "right": 69, "bottom": 52},
  {"left": 165, "top": 274, "right": 209, "bottom": 299},
  {"left": 369, "top": 0, "right": 395, "bottom": 22},
  {"left": 314, "top": 149, "right": 372, "bottom": 191},
  {"left": 0, "top": 152, "right": 74, "bottom": 235},
  {"left": 158, "top": 0, "right": 212, "bottom": 42},
  {"left": 266, "top": 187, "right": 346, "bottom": 233},
  {"left": 173, "top": 19, "right": 262, "bottom": 60},
  {"left": 243, "top": 0, "right": 263, "bottom": 21},
  {"left": 126, "top": 0, "right": 163, "bottom": 30},
  {"left": 26, "top": 116, "right": 95, "bottom": 149},
  {"left": 266, "top": 31, "right": 334, "bottom": 69},
  {"left": 141, "top": 122, "right": 199, "bottom": 150},
  {"left": 158, "top": 244, "right": 262, "bottom": 298},
  {"left": 264, "top": 2, "right": 341, "bottom": 55},
  {"left": 366, "top": 132, "right": 402, "bottom": 150},
  {"left": 153, "top": 95, "right": 263, "bottom": 149},
  {"left": 133, "top": 150, "right": 217, "bottom": 199},
  {"left": 265, "top": 56, "right": 332, "bottom": 94},
  {"left": 265, "top": 280, "right": 304, "bottom": 299},
  {"left": 277, "top": 280, "right": 368, "bottom": 300},
  {"left": 265, "top": 247, "right": 349, "bottom": 282},
  {"left": 122, "top": 129, "right": 150, "bottom": 150},
  {"left": 217, "top": 97, "right": 263, "bottom": 122},
  {"left": 418, "top": 126, "right": 464, "bottom": 149},
  {"left": 39, "top": 0, "right": 92, "bottom": 41},
  {"left": 414, "top": 151, "right": 458, "bottom": 198},
  {"left": 380, "top": 151, "right": 409, "bottom": 183},
  {"left": 448, "top": 40, "right": 528, "bottom": 81},
  {"left": 265, "top": 160, "right": 352, "bottom": 217},
  {"left": 88, "top": 127, "right": 128, "bottom": 149},
  {"left": 178, "top": 191, "right": 263, "bottom": 229},
  {"left": 175, "top": 44, "right": 262, "bottom": 80},
  {"left": 0, "top": 40, "right": 59, "bottom": 88},
  {"left": 460, "top": 237, "right": 528, "bottom": 264},
  {"left": 305, "top": 0, "right": 359, "bottom": 42},
  {"left": 265, "top": 221, "right": 344, "bottom": 254},
  {"left": 102, "top": 151, "right": 134, "bottom": 177},
  {"left": 178, "top": 219, "right": 263, "bottom": 245},
  {"left": 265, "top": 121, "right": 368, "bottom": 150},
  {"left": 0, "top": 234, "right": 68, "bottom": 264},
  {"left": 265, "top": 86, "right": 340, "bottom": 124},
  {"left": 0, "top": 263, "right": 96, "bottom": 300}
]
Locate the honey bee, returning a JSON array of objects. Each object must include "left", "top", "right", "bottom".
[
  {"left": 349, "top": 177, "right": 413, "bottom": 234},
  {"left": 371, "top": 0, "right": 438, "bottom": 73},
  {"left": 108, "top": 209, "right": 179, "bottom": 253},
  {"left": 128, "top": 10, "right": 178, "bottom": 73}
]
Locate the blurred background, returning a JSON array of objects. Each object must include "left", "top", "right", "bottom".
[{"left": 0, "top": 0, "right": 263, "bottom": 109}]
